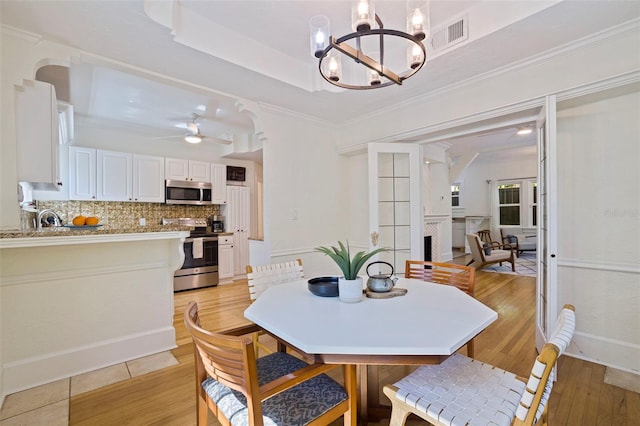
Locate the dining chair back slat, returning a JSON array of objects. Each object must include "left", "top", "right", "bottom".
[{"left": 405, "top": 260, "right": 475, "bottom": 295}]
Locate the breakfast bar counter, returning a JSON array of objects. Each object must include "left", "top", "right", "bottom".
[{"left": 0, "top": 227, "right": 190, "bottom": 395}]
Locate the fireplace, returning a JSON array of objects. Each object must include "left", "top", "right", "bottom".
[
  {"left": 424, "top": 236, "right": 432, "bottom": 262},
  {"left": 424, "top": 215, "right": 448, "bottom": 261}
]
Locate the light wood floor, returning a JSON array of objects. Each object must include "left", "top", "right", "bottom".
[{"left": 68, "top": 265, "right": 640, "bottom": 425}]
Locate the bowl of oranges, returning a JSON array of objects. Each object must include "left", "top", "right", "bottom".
[{"left": 66, "top": 215, "right": 102, "bottom": 228}]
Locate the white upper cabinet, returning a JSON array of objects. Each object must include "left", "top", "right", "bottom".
[
  {"left": 69, "top": 146, "right": 97, "bottom": 200},
  {"left": 165, "top": 158, "right": 210, "bottom": 181},
  {"left": 211, "top": 163, "right": 227, "bottom": 204},
  {"left": 133, "top": 154, "right": 165, "bottom": 203},
  {"left": 15, "top": 79, "right": 60, "bottom": 189},
  {"left": 97, "top": 150, "right": 133, "bottom": 201},
  {"left": 71, "top": 149, "right": 164, "bottom": 203}
]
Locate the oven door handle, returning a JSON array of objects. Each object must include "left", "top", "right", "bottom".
[{"left": 185, "top": 237, "right": 219, "bottom": 243}]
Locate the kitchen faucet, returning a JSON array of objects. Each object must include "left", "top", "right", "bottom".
[{"left": 37, "top": 209, "right": 63, "bottom": 229}]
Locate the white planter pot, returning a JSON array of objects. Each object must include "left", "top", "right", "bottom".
[{"left": 338, "top": 277, "right": 364, "bottom": 303}]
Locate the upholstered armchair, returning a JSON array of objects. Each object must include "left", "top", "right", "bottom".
[{"left": 500, "top": 228, "right": 537, "bottom": 257}]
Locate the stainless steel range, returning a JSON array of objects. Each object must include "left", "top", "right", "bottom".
[{"left": 163, "top": 217, "right": 218, "bottom": 292}]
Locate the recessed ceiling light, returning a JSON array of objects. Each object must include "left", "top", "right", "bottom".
[{"left": 517, "top": 128, "right": 533, "bottom": 135}]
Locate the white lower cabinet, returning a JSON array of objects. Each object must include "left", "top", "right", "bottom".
[
  {"left": 226, "top": 186, "right": 250, "bottom": 277},
  {"left": 218, "top": 235, "right": 234, "bottom": 284}
]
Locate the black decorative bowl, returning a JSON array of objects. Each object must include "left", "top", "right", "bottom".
[{"left": 307, "top": 276, "right": 339, "bottom": 297}]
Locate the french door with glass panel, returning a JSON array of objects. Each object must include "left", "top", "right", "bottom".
[
  {"left": 368, "top": 143, "right": 422, "bottom": 276},
  {"left": 536, "top": 95, "right": 558, "bottom": 352}
]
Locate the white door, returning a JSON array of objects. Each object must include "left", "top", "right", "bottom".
[
  {"left": 368, "top": 143, "right": 422, "bottom": 276},
  {"left": 535, "top": 95, "right": 558, "bottom": 352},
  {"left": 133, "top": 154, "right": 165, "bottom": 203},
  {"left": 227, "top": 186, "right": 250, "bottom": 277}
]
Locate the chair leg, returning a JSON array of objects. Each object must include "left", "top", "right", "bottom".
[
  {"left": 466, "top": 260, "right": 474, "bottom": 266},
  {"left": 466, "top": 339, "right": 475, "bottom": 358},
  {"left": 383, "top": 386, "right": 411, "bottom": 426},
  {"left": 197, "top": 393, "right": 208, "bottom": 426},
  {"left": 343, "top": 364, "right": 357, "bottom": 426}
]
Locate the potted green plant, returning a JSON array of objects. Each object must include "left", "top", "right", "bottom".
[{"left": 315, "top": 241, "right": 387, "bottom": 303}]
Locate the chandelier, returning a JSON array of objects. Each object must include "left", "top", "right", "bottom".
[{"left": 310, "top": 0, "right": 429, "bottom": 90}]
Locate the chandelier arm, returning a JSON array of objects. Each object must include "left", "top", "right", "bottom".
[
  {"left": 375, "top": 14, "right": 384, "bottom": 70},
  {"left": 330, "top": 37, "right": 401, "bottom": 85}
]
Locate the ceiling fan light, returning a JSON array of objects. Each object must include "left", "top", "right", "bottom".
[{"left": 184, "top": 134, "right": 202, "bottom": 144}]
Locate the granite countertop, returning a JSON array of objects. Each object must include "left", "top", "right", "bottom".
[{"left": 0, "top": 224, "right": 193, "bottom": 239}]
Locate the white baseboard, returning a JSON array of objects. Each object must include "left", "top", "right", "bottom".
[
  {"left": 2, "top": 327, "right": 176, "bottom": 395},
  {"left": 567, "top": 330, "right": 640, "bottom": 375}
]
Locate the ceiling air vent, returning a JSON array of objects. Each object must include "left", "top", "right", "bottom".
[{"left": 431, "top": 16, "right": 468, "bottom": 52}]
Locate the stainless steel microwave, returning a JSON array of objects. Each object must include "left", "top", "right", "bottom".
[{"left": 165, "top": 180, "right": 212, "bottom": 205}]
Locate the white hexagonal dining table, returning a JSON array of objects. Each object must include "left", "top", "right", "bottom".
[{"left": 244, "top": 277, "right": 498, "bottom": 423}]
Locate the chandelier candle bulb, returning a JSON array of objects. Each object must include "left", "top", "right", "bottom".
[
  {"left": 367, "top": 51, "right": 382, "bottom": 86},
  {"left": 309, "top": 15, "right": 330, "bottom": 58},
  {"left": 409, "top": 44, "right": 424, "bottom": 69},
  {"left": 407, "top": 1, "right": 430, "bottom": 41},
  {"left": 327, "top": 53, "right": 342, "bottom": 82},
  {"left": 353, "top": 0, "right": 375, "bottom": 32}
]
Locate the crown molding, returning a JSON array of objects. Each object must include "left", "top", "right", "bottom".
[
  {"left": 1, "top": 25, "right": 42, "bottom": 44},
  {"left": 342, "top": 18, "right": 640, "bottom": 128}
]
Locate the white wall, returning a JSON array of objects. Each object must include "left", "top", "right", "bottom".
[
  {"left": 332, "top": 25, "right": 639, "bottom": 373},
  {"left": 556, "top": 88, "right": 640, "bottom": 373},
  {"left": 456, "top": 149, "right": 538, "bottom": 236},
  {"left": 258, "top": 106, "right": 354, "bottom": 278}
]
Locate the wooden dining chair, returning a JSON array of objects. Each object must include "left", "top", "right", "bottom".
[
  {"left": 405, "top": 260, "right": 476, "bottom": 357},
  {"left": 466, "top": 233, "right": 516, "bottom": 272},
  {"left": 246, "top": 259, "right": 304, "bottom": 356},
  {"left": 477, "top": 229, "right": 493, "bottom": 244},
  {"left": 383, "top": 304, "right": 576, "bottom": 426},
  {"left": 184, "top": 302, "right": 357, "bottom": 426}
]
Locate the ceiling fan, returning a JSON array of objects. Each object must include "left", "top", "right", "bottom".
[
  {"left": 153, "top": 113, "right": 232, "bottom": 145},
  {"left": 184, "top": 113, "right": 204, "bottom": 144}
]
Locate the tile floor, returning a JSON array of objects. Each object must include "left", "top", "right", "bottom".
[{"left": 0, "top": 351, "right": 178, "bottom": 425}]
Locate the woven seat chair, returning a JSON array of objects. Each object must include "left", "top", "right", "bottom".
[
  {"left": 246, "top": 259, "right": 304, "bottom": 301},
  {"left": 246, "top": 259, "right": 304, "bottom": 356},
  {"left": 383, "top": 304, "right": 576, "bottom": 426},
  {"left": 405, "top": 260, "right": 476, "bottom": 357},
  {"left": 185, "top": 302, "right": 357, "bottom": 426}
]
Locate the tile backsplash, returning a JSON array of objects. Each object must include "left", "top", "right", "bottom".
[{"left": 23, "top": 201, "right": 221, "bottom": 229}]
